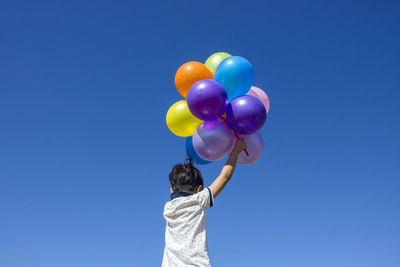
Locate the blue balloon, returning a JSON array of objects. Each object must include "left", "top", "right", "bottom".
[
  {"left": 186, "top": 136, "right": 211, "bottom": 165},
  {"left": 214, "top": 56, "right": 254, "bottom": 101}
]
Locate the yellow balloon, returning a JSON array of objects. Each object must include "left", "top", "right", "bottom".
[
  {"left": 166, "top": 100, "right": 202, "bottom": 137},
  {"left": 204, "top": 52, "right": 232, "bottom": 75}
]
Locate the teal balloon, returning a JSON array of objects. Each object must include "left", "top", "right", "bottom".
[
  {"left": 186, "top": 137, "right": 211, "bottom": 165},
  {"left": 214, "top": 56, "right": 254, "bottom": 101}
]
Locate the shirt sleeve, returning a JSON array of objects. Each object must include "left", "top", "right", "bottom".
[{"left": 196, "top": 187, "right": 214, "bottom": 209}]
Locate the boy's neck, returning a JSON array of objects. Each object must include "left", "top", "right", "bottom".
[{"left": 170, "top": 190, "right": 193, "bottom": 200}]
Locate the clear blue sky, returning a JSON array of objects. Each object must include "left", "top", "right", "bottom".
[{"left": 1, "top": 0, "right": 399, "bottom": 266}]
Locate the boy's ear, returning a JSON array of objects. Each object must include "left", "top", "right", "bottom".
[
  {"left": 196, "top": 185, "right": 203, "bottom": 193},
  {"left": 170, "top": 187, "right": 173, "bottom": 193}
]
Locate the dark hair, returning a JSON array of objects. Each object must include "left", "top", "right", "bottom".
[{"left": 169, "top": 159, "right": 203, "bottom": 192}]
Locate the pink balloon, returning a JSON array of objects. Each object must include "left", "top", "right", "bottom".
[
  {"left": 247, "top": 86, "right": 270, "bottom": 114},
  {"left": 237, "top": 132, "right": 264, "bottom": 165}
]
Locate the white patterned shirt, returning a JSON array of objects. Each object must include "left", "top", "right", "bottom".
[{"left": 162, "top": 187, "right": 214, "bottom": 267}]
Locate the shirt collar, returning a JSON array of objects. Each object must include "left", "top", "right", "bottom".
[{"left": 170, "top": 191, "right": 193, "bottom": 200}]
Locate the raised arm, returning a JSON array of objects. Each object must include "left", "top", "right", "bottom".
[{"left": 209, "top": 139, "right": 247, "bottom": 198}]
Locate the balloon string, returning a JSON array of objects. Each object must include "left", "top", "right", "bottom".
[{"left": 220, "top": 116, "right": 250, "bottom": 157}]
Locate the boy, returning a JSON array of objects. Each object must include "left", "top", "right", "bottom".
[{"left": 162, "top": 139, "right": 247, "bottom": 266}]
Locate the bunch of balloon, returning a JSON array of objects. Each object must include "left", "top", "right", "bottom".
[{"left": 166, "top": 52, "right": 270, "bottom": 165}]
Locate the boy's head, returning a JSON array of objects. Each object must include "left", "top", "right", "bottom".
[{"left": 169, "top": 159, "right": 203, "bottom": 193}]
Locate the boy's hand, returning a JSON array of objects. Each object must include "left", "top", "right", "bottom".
[
  {"left": 210, "top": 138, "right": 247, "bottom": 198},
  {"left": 232, "top": 139, "right": 247, "bottom": 154}
]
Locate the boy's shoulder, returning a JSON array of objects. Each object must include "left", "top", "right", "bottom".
[{"left": 164, "top": 188, "right": 214, "bottom": 214}]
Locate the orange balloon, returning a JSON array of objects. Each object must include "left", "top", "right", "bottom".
[{"left": 175, "top": 61, "right": 213, "bottom": 98}]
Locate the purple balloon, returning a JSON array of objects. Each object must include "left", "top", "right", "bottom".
[
  {"left": 187, "top": 79, "right": 228, "bottom": 121},
  {"left": 193, "top": 120, "right": 234, "bottom": 161},
  {"left": 226, "top": 95, "right": 267, "bottom": 135},
  {"left": 237, "top": 132, "right": 264, "bottom": 165}
]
